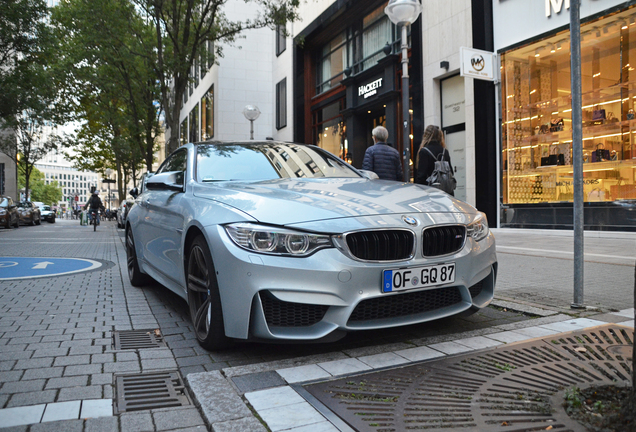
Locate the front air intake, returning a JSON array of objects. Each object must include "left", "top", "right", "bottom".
[{"left": 260, "top": 291, "right": 328, "bottom": 327}]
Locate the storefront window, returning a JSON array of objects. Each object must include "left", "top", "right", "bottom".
[
  {"left": 201, "top": 86, "right": 213, "bottom": 140},
  {"left": 180, "top": 118, "right": 187, "bottom": 146},
  {"left": 362, "top": 4, "right": 392, "bottom": 70},
  {"left": 317, "top": 32, "right": 350, "bottom": 94},
  {"left": 501, "top": 8, "right": 636, "bottom": 204},
  {"left": 315, "top": 3, "right": 397, "bottom": 95},
  {"left": 314, "top": 101, "right": 346, "bottom": 158},
  {"left": 189, "top": 104, "right": 199, "bottom": 143}
]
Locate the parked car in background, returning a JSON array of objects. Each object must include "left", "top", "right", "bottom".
[
  {"left": 0, "top": 196, "right": 20, "bottom": 229},
  {"left": 117, "top": 200, "right": 134, "bottom": 229},
  {"left": 37, "top": 204, "right": 56, "bottom": 223},
  {"left": 126, "top": 141, "right": 497, "bottom": 351},
  {"left": 17, "top": 201, "right": 41, "bottom": 226}
]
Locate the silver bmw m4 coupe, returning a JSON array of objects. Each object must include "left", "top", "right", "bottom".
[{"left": 126, "top": 141, "right": 497, "bottom": 350}]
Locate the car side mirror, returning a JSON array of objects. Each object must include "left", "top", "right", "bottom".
[
  {"left": 145, "top": 171, "right": 185, "bottom": 192},
  {"left": 358, "top": 169, "right": 379, "bottom": 180},
  {"left": 129, "top": 187, "right": 139, "bottom": 198}
]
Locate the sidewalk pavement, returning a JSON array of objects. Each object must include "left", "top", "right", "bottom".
[{"left": 0, "top": 222, "right": 633, "bottom": 431}]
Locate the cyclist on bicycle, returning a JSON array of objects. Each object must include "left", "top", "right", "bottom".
[{"left": 85, "top": 191, "right": 104, "bottom": 226}]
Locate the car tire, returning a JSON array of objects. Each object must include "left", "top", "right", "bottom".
[
  {"left": 50, "top": 217, "right": 55, "bottom": 223},
  {"left": 13, "top": 218, "right": 18, "bottom": 228},
  {"left": 186, "top": 236, "right": 230, "bottom": 351},
  {"left": 126, "top": 227, "right": 151, "bottom": 287},
  {"left": 35, "top": 216, "right": 41, "bottom": 226},
  {"left": 31, "top": 216, "right": 36, "bottom": 226}
]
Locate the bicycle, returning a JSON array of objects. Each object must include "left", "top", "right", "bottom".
[{"left": 90, "top": 209, "right": 100, "bottom": 231}]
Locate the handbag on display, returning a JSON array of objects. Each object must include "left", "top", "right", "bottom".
[
  {"left": 592, "top": 143, "right": 610, "bottom": 162},
  {"left": 587, "top": 188, "right": 606, "bottom": 202},
  {"left": 550, "top": 118, "right": 564, "bottom": 132},
  {"left": 610, "top": 150, "right": 618, "bottom": 161},
  {"left": 592, "top": 108, "right": 606, "bottom": 124},
  {"left": 536, "top": 124, "right": 550, "bottom": 134},
  {"left": 541, "top": 144, "right": 564, "bottom": 166},
  {"left": 607, "top": 112, "right": 619, "bottom": 123},
  {"left": 628, "top": 109, "right": 635, "bottom": 120}
]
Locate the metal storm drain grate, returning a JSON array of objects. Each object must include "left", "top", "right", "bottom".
[
  {"left": 114, "top": 371, "right": 191, "bottom": 414},
  {"left": 303, "top": 324, "right": 633, "bottom": 432},
  {"left": 113, "top": 329, "right": 166, "bottom": 350}
]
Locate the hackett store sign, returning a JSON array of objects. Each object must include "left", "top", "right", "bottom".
[{"left": 358, "top": 78, "right": 383, "bottom": 99}]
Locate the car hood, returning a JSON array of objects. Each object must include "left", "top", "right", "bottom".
[{"left": 192, "top": 178, "right": 477, "bottom": 225}]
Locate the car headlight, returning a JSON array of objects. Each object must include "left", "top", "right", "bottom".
[
  {"left": 225, "top": 223, "right": 333, "bottom": 257},
  {"left": 0, "top": 209, "right": 5, "bottom": 215},
  {"left": 467, "top": 212, "right": 489, "bottom": 242}
]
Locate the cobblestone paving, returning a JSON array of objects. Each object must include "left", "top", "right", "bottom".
[{"left": 4, "top": 221, "right": 618, "bottom": 431}]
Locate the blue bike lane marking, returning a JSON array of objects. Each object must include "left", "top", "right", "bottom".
[{"left": 0, "top": 258, "right": 103, "bottom": 280}]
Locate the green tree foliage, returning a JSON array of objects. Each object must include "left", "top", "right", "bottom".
[
  {"left": 0, "top": 0, "right": 64, "bottom": 201},
  {"left": 0, "top": 0, "right": 53, "bottom": 119},
  {"left": 18, "top": 165, "right": 62, "bottom": 205},
  {"left": 134, "top": 0, "right": 300, "bottom": 154},
  {"left": 51, "top": 0, "right": 159, "bottom": 202},
  {"left": 0, "top": 112, "right": 61, "bottom": 201}
]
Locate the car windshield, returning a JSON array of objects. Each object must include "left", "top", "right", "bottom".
[
  {"left": 17, "top": 202, "right": 29, "bottom": 208},
  {"left": 196, "top": 143, "right": 360, "bottom": 182},
  {"left": 42, "top": 206, "right": 50, "bottom": 211}
]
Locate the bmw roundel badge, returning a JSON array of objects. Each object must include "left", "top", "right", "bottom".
[{"left": 402, "top": 215, "right": 418, "bottom": 226}]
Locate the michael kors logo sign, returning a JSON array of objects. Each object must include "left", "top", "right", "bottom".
[
  {"left": 358, "top": 78, "right": 383, "bottom": 99},
  {"left": 546, "top": 0, "right": 570, "bottom": 17},
  {"left": 471, "top": 55, "right": 485, "bottom": 71}
]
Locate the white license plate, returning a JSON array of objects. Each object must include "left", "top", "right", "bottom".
[{"left": 383, "top": 263, "right": 455, "bottom": 293}]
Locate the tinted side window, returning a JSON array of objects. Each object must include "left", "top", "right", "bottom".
[
  {"left": 157, "top": 149, "right": 188, "bottom": 186},
  {"left": 158, "top": 150, "right": 188, "bottom": 174}
]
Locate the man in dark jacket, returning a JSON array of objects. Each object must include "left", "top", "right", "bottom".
[
  {"left": 85, "top": 191, "right": 104, "bottom": 224},
  {"left": 361, "top": 126, "right": 403, "bottom": 181}
]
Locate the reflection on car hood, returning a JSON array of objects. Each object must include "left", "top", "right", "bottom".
[{"left": 192, "top": 178, "right": 477, "bottom": 225}]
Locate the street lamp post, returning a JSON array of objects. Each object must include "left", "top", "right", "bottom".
[
  {"left": 242, "top": 105, "right": 261, "bottom": 140},
  {"left": 105, "top": 169, "right": 112, "bottom": 211},
  {"left": 385, "top": 0, "right": 422, "bottom": 182}
]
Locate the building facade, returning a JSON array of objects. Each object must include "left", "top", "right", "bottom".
[
  {"left": 272, "top": 0, "right": 497, "bottom": 221},
  {"left": 36, "top": 150, "right": 99, "bottom": 209},
  {"left": 170, "top": 1, "right": 277, "bottom": 145},
  {"left": 495, "top": 0, "right": 636, "bottom": 230},
  {"left": 173, "top": 0, "right": 497, "bottom": 222},
  {"left": 173, "top": 0, "right": 636, "bottom": 231}
]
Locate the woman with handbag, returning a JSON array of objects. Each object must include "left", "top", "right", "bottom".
[{"left": 414, "top": 125, "right": 455, "bottom": 195}]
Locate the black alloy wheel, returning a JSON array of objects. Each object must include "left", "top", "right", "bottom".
[
  {"left": 13, "top": 216, "right": 18, "bottom": 228},
  {"left": 35, "top": 215, "right": 41, "bottom": 225},
  {"left": 126, "top": 228, "right": 151, "bottom": 287},
  {"left": 31, "top": 214, "right": 36, "bottom": 226},
  {"left": 186, "top": 236, "right": 229, "bottom": 350}
]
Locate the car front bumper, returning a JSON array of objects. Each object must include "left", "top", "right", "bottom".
[
  {"left": 205, "top": 225, "right": 497, "bottom": 342},
  {"left": 41, "top": 213, "right": 55, "bottom": 221}
]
